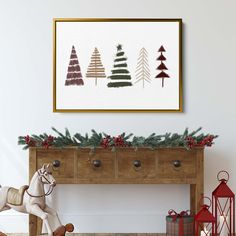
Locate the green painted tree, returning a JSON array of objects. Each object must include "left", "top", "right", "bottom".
[{"left": 107, "top": 44, "right": 132, "bottom": 88}]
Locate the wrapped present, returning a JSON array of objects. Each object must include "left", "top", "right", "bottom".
[{"left": 166, "top": 209, "right": 194, "bottom": 236}]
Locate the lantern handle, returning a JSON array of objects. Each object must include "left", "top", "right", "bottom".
[
  {"left": 199, "top": 196, "right": 211, "bottom": 209},
  {"left": 217, "top": 170, "right": 229, "bottom": 183}
]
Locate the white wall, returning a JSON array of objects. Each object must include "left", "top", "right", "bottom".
[{"left": 0, "top": 0, "right": 236, "bottom": 233}]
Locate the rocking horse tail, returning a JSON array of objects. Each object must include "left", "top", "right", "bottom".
[{"left": 0, "top": 186, "right": 10, "bottom": 212}]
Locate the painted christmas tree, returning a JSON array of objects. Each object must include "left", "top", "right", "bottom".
[
  {"left": 107, "top": 44, "right": 132, "bottom": 88},
  {"left": 155, "top": 45, "right": 169, "bottom": 87},
  {"left": 86, "top": 47, "right": 106, "bottom": 86},
  {"left": 135, "top": 47, "right": 150, "bottom": 88},
  {"left": 65, "top": 45, "right": 84, "bottom": 86}
]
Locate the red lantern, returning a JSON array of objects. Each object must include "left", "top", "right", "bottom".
[
  {"left": 195, "top": 197, "right": 216, "bottom": 236},
  {"left": 212, "top": 171, "right": 235, "bottom": 236}
]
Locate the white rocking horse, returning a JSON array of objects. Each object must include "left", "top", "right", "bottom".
[{"left": 0, "top": 164, "right": 73, "bottom": 236}]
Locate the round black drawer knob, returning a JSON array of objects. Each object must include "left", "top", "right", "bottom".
[
  {"left": 93, "top": 159, "right": 101, "bottom": 168},
  {"left": 52, "top": 160, "right": 61, "bottom": 168},
  {"left": 173, "top": 160, "right": 181, "bottom": 168},
  {"left": 133, "top": 160, "right": 142, "bottom": 168}
]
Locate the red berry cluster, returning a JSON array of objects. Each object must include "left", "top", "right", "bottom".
[
  {"left": 24, "top": 135, "right": 54, "bottom": 149},
  {"left": 186, "top": 135, "right": 214, "bottom": 148},
  {"left": 186, "top": 136, "right": 195, "bottom": 148},
  {"left": 101, "top": 136, "right": 111, "bottom": 148},
  {"left": 101, "top": 135, "right": 127, "bottom": 148},
  {"left": 42, "top": 135, "right": 54, "bottom": 149},
  {"left": 199, "top": 135, "right": 214, "bottom": 147},
  {"left": 24, "top": 135, "right": 36, "bottom": 147},
  {"left": 114, "top": 135, "right": 125, "bottom": 147}
]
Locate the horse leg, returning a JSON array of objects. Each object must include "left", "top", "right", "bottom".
[
  {"left": 44, "top": 205, "right": 62, "bottom": 231},
  {"left": 29, "top": 204, "right": 53, "bottom": 236},
  {"left": 1, "top": 206, "right": 10, "bottom": 211}
]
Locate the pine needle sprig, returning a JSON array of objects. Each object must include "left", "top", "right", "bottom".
[
  {"left": 144, "top": 133, "right": 163, "bottom": 149},
  {"left": 74, "top": 132, "right": 89, "bottom": 147},
  {"left": 121, "top": 132, "right": 133, "bottom": 147},
  {"left": 89, "top": 129, "right": 103, "bottom": 148},
  {"left": 52, "top": 127, "right": 76, "bottom": 147}
]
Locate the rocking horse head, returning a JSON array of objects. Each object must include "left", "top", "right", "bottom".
[
  {"left": 26, "top": 163, "right": 56, "bottom": 198},
  {"left": 37, "top": 163, "right": 56, "bottom": 187}
]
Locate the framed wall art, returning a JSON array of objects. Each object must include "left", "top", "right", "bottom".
[{"left": 53, "top": 18, "right": 182, "bottom": 112}]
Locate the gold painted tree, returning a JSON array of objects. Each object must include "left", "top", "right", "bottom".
[
  {"left": 155, "top": 45, "right": 170, "bottom": 87},
  {"left": 135, "top": 47, "right": 150, "bottom": 88},
  {"left": 86, "top": 47, "right": 106, "bottom": 86}
]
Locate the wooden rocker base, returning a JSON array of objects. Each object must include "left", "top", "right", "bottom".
[{"left": 53, "top": 223, "right": 74, "bottom": 236}]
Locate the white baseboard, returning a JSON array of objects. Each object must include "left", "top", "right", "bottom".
[
  {"left": 0, "top": 214, "right": 28, "bottom": 233},
  {"left": 0, "top": 213, "right": 166, "bottom": 233},
  {"left": 57, "top": 213, "right": 166, "bottom": 233}
]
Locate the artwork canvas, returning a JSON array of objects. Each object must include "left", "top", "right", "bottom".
[{"left": 53, "top": 19, "right": 182, "bottom": 112}]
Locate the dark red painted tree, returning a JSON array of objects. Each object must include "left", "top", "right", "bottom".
[
  {"left": 65, "top": 45, "right": 84, "bottom": 86},
  {"left": 155, "top": 45, "right": 169, "bottom": 87}
]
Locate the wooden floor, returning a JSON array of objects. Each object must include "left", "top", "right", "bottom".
[{"left": 6, "top": 234, "right": 165, "bottom": 236}]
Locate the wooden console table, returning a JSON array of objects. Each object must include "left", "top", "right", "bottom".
[{"left": 29, "top": 147, "right": 204, "bottom": 236}]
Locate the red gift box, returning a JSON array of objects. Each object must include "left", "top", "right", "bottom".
[{"left": 166, "top": 209, "right": 194, "bottom": 236}]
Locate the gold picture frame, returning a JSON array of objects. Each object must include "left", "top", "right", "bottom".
[{"left": 53, "top": 18, "right": 182, "bottom": 112}]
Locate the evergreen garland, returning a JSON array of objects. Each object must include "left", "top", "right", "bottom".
[{"left": 18, "top": 127, "right": 218, "bottom": 151}]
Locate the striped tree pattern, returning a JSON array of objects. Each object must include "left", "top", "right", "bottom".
[
  {"left": 107, "top": 44, "right": 132, "bottom": 88},
  {"left": 86, "top": 47, "right": 106, "bottom": 86},
  {"left": 135, "top": 47, "right": 150, "bottom": 88},
  {"left": 155, "top": 45, "right": 169, "bottom": 87},
  {"left": 65, "top": 45, "right": 84, "bottom": 86}
]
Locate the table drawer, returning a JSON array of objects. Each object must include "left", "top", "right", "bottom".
[
  {"left": 117, "top": 149, "right": 156, "bottom": 179},
  {"left": 157, "top": 149, "right": 197, "bottom": 178},
  {"left": 77, "top": 149, "right": 115, "bottom": 178},
  {"left": 36, "top": 149, "right": 75, "bottom": 179}
]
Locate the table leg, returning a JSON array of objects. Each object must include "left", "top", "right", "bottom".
[
  {"left": 29, "top": 214, "right": 37, "bottom": 236},
  {"left": 37, "top": 217, "right": 43, "bottom": 235},
  {"left": 190, "top": 183, "right": 203, "bottom": 214},
  {"left": 190, "top": 150, "right": 204, "bottom": 214},
  {"left": 29, "top": 215, "right": 43, "bottom": 236}
]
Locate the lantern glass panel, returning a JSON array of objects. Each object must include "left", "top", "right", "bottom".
[{"left": 198, "top": 224, "right": 213, "bottom": 235}]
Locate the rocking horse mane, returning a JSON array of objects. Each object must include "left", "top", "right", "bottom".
[
  {"left": 30, "top": 171, "right": 42, "bottom": 184},
  {"left": 28, "top": 172, "right": 45, "bottom": 195}
]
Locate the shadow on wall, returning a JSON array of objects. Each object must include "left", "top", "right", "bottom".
[{"left": 204, "top": 148, "right": 235, "bottom": 197}]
